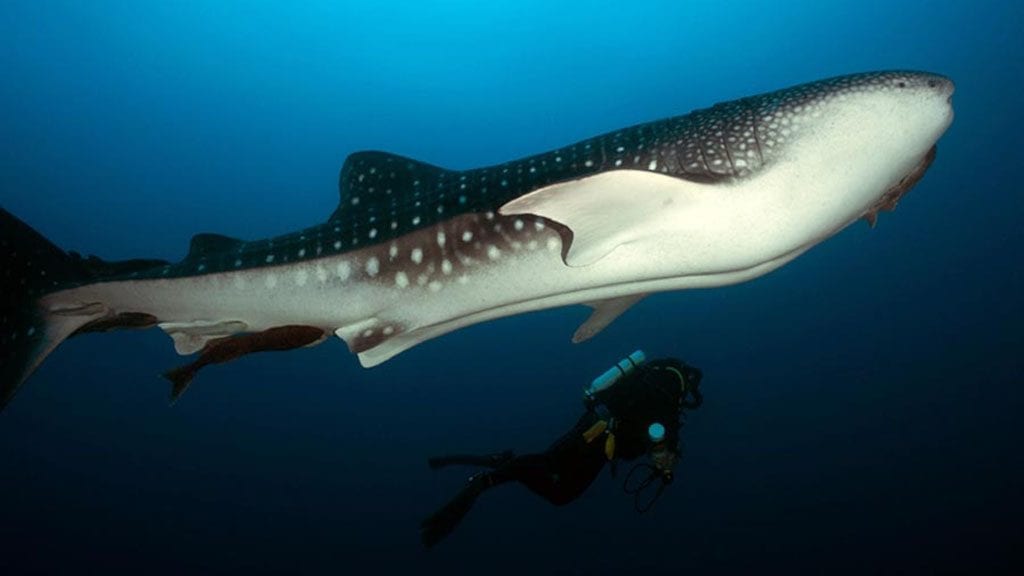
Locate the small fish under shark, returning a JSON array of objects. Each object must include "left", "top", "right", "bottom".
[{"left": 0, "top": 71, "right": 954, "bottom": 408}]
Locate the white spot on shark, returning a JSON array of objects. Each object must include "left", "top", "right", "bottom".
[
  {"left": 266, "top": 254, "right": 275, "bottom": 263},
  {"left": 462, "top": 230, "right": 473, "bottom": 242},
  {"left": 436, "top": 231, "right": 446, "bottom": 247},
  {"left": 395, "top": 271, "right": 409, "bottom": 288},
  {"left": 428, "top": 280, "right": 443, "bottom": 292},
  {"left": 411, "top": 248, "right": 423, "bottom": 264},
  {"left": 316, "top": 265, "right": 328, "bottom": 283},
  {"left": 441, "top": 259, "right": 453, "bottom": 275},
  {"left": 337, "top": 261, "right": 351, "bottom": 281},
  {"left": 295, "top": 269, "right": 308, "bottom": 286},
  {"left": 365, "top": 257, "right": 379, "bottom": 276},
  {"left": 487, "top": 245, "right": 501, "bottom": 260}
]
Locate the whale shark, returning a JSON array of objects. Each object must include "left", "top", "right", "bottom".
[{"left": 0, "top": 71, "right": 954, "bottom": 408}]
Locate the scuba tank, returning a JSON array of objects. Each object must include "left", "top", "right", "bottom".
[
  {"left": 581, "top": 350, "right": 647, "bottom": 462},
  {"left": 584, "top": 349, "right": 646, "bottom": 402}
]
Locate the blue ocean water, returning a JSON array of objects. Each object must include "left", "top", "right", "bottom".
[{"left": 1, "top": 0, "right": 1022, "bottom": 573}]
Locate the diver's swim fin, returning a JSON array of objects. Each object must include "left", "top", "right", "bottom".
[
  {"left": 427, "top": 450, "right": 515, "bottom": 470},
  {"left": 421, "top": 473, "right": 491, "bottom": 548}
]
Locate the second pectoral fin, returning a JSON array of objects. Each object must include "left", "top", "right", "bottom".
[
  {"left": 499, "top": 170, "right": 706, "bottom": 268},
  {"left": 573, "top": 293, "right": 647, "bottom": 343}
]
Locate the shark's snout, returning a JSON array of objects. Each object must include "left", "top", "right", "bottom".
[
  {"left": 891, "top": 72, "right": 954, "bottom": 98},
  {"left": 924, "top": 74, "right": 955, "bottom": 111},
  {"left": 924, "top": 74, "right": 954, "bottom": 94},
  {"left": 892, "top": 72, "right": 955, "bottom": 134},
  {"left": 929, "top": 75, "right": 955, "bottom": 102}
]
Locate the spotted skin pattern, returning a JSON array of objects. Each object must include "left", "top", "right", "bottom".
[{"left": 74, "top": 71, "right": 944, "bottom": 291}]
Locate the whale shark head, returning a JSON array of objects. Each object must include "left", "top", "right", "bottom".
[
  {"left": 498, "top": 71, "right": 955, "bottom": 281},
  {"left": 753, "top": 71, "right": 955, "bottom": 231}
]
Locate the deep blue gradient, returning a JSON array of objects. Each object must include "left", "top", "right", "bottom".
[{"left": 1, "top": 1, "right": 1022, "bottom": 573}]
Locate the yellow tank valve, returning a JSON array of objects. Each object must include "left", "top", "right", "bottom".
[
  {"left": 604, "top": 432, "right": 616, "bottom": 460},
  {"left": 582, "top": 419, "right": 608, "bottom": 443}
]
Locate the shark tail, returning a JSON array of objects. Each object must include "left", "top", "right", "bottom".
[
  {"left": 0, "top": 209, "right": 167, "bottom": 410},
  {"left": 0, "top": 208, "right": 97, "bottom": 409}
]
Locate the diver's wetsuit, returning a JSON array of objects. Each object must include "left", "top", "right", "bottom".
[{"left": 422, "top": 357, "right": 703, "bottom": 547}]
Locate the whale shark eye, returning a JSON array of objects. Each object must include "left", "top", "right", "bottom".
[{"left": 897, "top": 81, "right": 907, "bottom": 88}]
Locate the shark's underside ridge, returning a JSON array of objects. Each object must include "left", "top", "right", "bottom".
[{"left": 0, "top": 71, "right": 954, "bottom": 409}]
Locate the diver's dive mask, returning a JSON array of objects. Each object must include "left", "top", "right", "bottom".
[
  {"left": 683, "top": 365, "right": 702, "bottom": 389},
  {"left": 679, "top": 364, "right": 703, "bottom": 409}
]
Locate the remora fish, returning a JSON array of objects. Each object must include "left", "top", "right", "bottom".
[{"left": 0, "top": 71, "right": 954, "bottom": 407}]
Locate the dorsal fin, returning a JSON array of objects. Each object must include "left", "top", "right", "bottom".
[
  {"left": 330, "top": 151, "right": 455, "bottom": 223},
  {"left": 186, "top": 233, "right": 245, "bottom": 260}
]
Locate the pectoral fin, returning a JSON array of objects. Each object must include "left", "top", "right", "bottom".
[
  {"left": 573, "top": 294, "right": 646, "bottom": 343},
  {"left": 499, "top": 170, "right": 707, "bottom": 267}
]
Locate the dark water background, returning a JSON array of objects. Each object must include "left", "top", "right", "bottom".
[{"left": 1, "top": 1, "right": 1022, "bottom": 574}]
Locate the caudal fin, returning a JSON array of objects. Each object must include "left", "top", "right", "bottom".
[{"left": 0, "top": 208, "right": 96, "bottom": 410}]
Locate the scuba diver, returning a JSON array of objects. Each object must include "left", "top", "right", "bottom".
[{"left": 421, "top": 351, "right": 703, "bottom": 547}]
